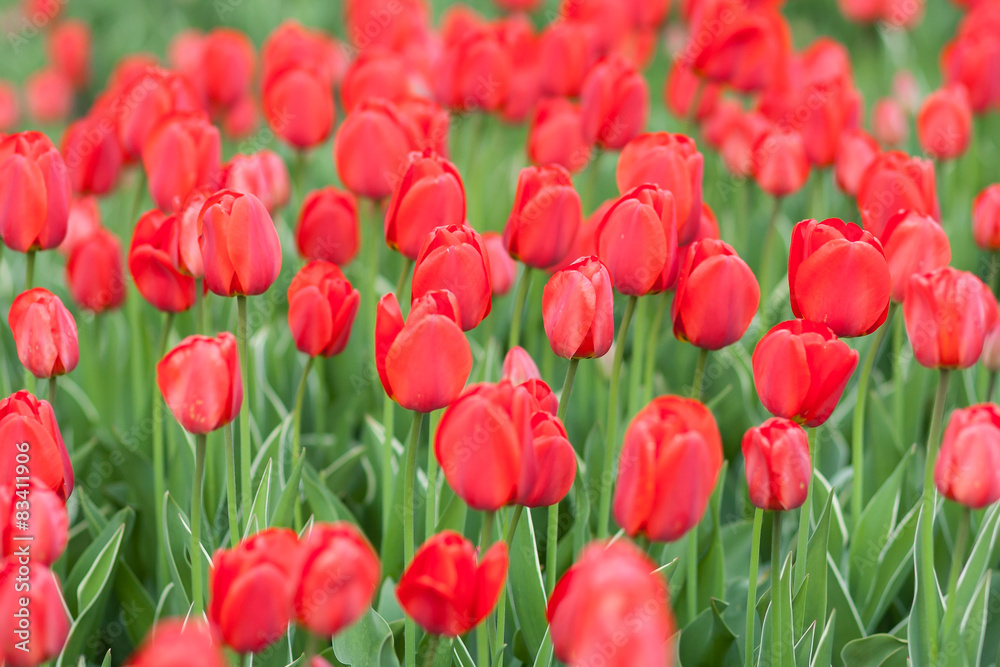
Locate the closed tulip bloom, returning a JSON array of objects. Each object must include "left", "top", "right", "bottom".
[
  {"left": 170, "top": 190, "right": 210, "bottom": 278},
  {"left": 263, "top": 67, "right": 335, "bottom": 149},
  {"left": 834, "top": 128, "right": 880, "bottom": 196},
  {"left": 942, "top": 4, "right": 1000, "bottom": 112},
  {"left": 334, "top": 99, "right": 419, "bottom": 200},
  {"left": 384, "top": 150, "right": 466, "bottom": 259},
  {"left": 287, "top": 261, "right": 360, "bottom": 357},
  {"left": 935, "top": 404, "right": 1000, "bottom": 508},
  {"left": 25, "top": 68, "right": 73, "bottom": 125},
  {"left": 753, "top": 128, "right": 810, "bottom": 198},
  {"left": 542, "top": 256, "right": 614, "bottom": 359},
  {"left": 126, "top": 620, "right": 228, "bottom": 667},
  {"left": 199, "top": 190, "right": 282, "bottom": 297},
  {"left": 340, "top": 49, "right": 412, "bottom": 112},
  {"left": 223, "top": 95, "right": 258, "bottom": 138},
  {"left": 0, "top": 392, "right": 73, "bottom": 499},
  {"left": 0, "top": 560, "right": 69, "bottom": 666},
  {"left": 262, "top": 20, "right": 340, "bottom": 88},
  {"left": 527, "top": 98, "right": 591, "bottom": 174},
  {"left": 143, "top": 112, "right": 222, "bottom": 213},
  {"left": 202, "top": 28, "right": 256, "bottom": 109},
  {"left": 596, "top": 184, "right": 678, "bottom": 296},
  {"left": 115, "top": 68, "right": 202, "bottom": 162},
  {"left": 1, "top": 479, "right": 67, "bottom": 565},
  {"left": 209, "top": 529, "right": 301, "bottom": 653},
  {"left": 411, "top": 225, "right": 491, "bottom": 331},
  {"left": 375, "top": 291, "right": 472, "bottom": 412},
  {"left": 66, "top": 227, "right": 126, "bottom": 313},
  {"left": 59, "top": 197, "right": 101, "bottom": 257},
  {"left": 223, "top": 150, "right": 290, "bottom": 214},
  {"left": 872, "top": 97, "right": 908, "bottom": 148},
  {"left": 616, "top": 132, "right": 704, "bottom": 245},
  {"left": 879, "top": 210, "right": 951, "bottom": 302},
  {"left": 752, "top": 320, "right": 860, "bottom": 427},
  {"left": 129, "top": 210, "right": 197, "bottom": 312},
  {"left": 580, "top": 55, "right": 649, "bottom": 150},
  {"left": 917, "top": 85, "right": 972, "bottom": 160},
  {"left": 294, "top": 522, "right": 380, "bottom": 637},
  {"left": 397, "top": 97, "right": 451, "bottom": 156},
  {"left": 903, "top": 267, "right": 998, "bottom": 370},
  {"left": 973, "top": 184, "right": 1000, "bottom": 251},
  {"left": 61, "top": 111, "right": 124, "bottom": 196},
  {"left": 9, "top": 288, "right": 78, "bottom": 379},
  {"left": 482, "top": 231, "right": 516, "bottom": 296},
  {"left": 501, "top": 346, "right": 542, "bottom": 385},
  {"left": 157, "top": 333, "right": 242, "bottom": 434},
  {"left": 47, "top": 20, "right": 90, "bottom": 88},
  {"left": 504, "top": 164, "right": 581, "bottom": 270},
  {"left": 548, "top": 541, "right": 675, "bottom": 667},
  {"left": 434, "top": 26, "right": 512, "bottom": 112},
  {"left": 0, "top": 132, "right": 71, "bottom": 252},
  {"left": 672, "top": 239, "right": 759, "bottom": 350},
  {"left": 664, "top": 61, "right": 720, "bottom": 122},
  {"left": 296, "top": 188, "right": 359, "bottom": 265},
  {"left": 788, "top": 218, "right": 891, "bottom": 337},
  {"left": 396, "top": 531, "right": 508, "bottom": 636},
  {"left": 742, "top": 418, "right": 811, "bottom": 511},
  {"left": 857, "top": 151, "right": 939, "bottom": 238},
  {"left": 538, "top": 22, "right": 591, "bottom": 98}
]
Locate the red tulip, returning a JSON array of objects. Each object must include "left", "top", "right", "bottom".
[
  {"left": 202, "top": 29, "right": 256, "bottom": 109},
  {"left": 596, "top": 184, "right": 678, "bottom": 296},
  {"left": 334, "top": 99, "right": 419, "bottom": 200},
  {"left": 411, "top": 225, "right": 492, "bottom": 331},
  {"left": 501, "top": 346, "right": 541, "bottom": 385},
  {"left": 126, "top": 620, "right": 227, "bottom": 667},
  {"left": 434, "top": 25, "right": 512, "bottom": 112},
  {"left": 263, "top": 21, "right": 341, "bottom": 89},
  {"left": 974, "top": 184, "right": 1000, "bottom": 251},
  {"left": 223, "top": 150, "right": 290, "bottom": 214},
  {"left": 61, "top": 110, "right": 124, "bottom": 196},
  {"left": 396, "top": 531, "right": 508, "bottom": 636},
  {"left": 157, "top": 333, "right": 242, "bottom": 434},
  {"left": 287, "top": 261, "right": 360, "bottom": 357},
  {"left": 384, "top": 149, "right": 466, "bottom": 259},
  {"left": 527, "top": 98, "right": 591, "bottom": 174},
  {"left": 894, "top": 70, "right": 921, "bottom": 113},
  {"left": 263, "top": 67, "right": 335, "bottom": 149},
  {"left": 903, "top": 267, "right": 998, "bottom": 370},
  {"left": 115, "top": 68, "right": 202, "bottom": 162},
  {"left": 199, "top": 190, "right": 283, "bottom": 297},
  {"left": 935, "top": 404, "right": 1000, "bottom": 508},
  {"left": 498, "top": 20, "right": 543, "bottom": 124},
  {"left": 0, "top": 131, "right": 71, "bottom": 252},
  {"left": 0, "top": 560, "right": 69, "bottom": 666},
  {"left": 504, "top": 164, "right": 581, "bottom": 270},
  {"left": 143, "top": 112, "right": 221, "bottom": 213},
  {"left": 942, "top": 4, "right": 1000, "bottom": 113},
  {"left": 296, "top": 187, "right": 360, "bottom": 265},
  {"left": 344, "top": 0, "right": 431, "bottom": 57},
  {"left": 982, "top": 321, "right": 1000, "bottom": 372},
  {"left": 482, "top": 231, "right": 517, "bottom": 296},
  {"left": 752, "top": 127, "right": 810, "bottom": 198},
  {"left": 129, "top": 210, "right": 197, "bottom": 312},
  {"left": 25, "top": 68, "right": 73, "bottom": 124},
  {"left": 547, "top": 541, "right": 675, "bottom": 667},
  {"left": 9, "top": 288, "right": 78, "bottom": 379},
  {"left": 857, "top": 151, "right": 939, "bottom": 242},
  {"left": 397, "top": 96, "right": 450, "bottom": 156},
  {"left": 917, "top": 85, "right": 973, "bottom": 160},
  {"left": 580, "top": 55, "right": 649, "bottom": 150},
  {"left": 0, "top": 391, "right": 73, "bottom": 500},
  {"left": 752, "top": 320, "right": 860, "bottom": 427},
  {"left": 208, "top": 529, "right": 301, "bottom": 653},
  {"left": 59, "top": 197, "right": 101, "bottom": 256},
  {"left": 872, "top": 97, "right": 908, "bottom": 148},
  {"left": 542, "top": 256, "right": 614, "bottom": 359},
  {"left": 0, "top": 81, "right": 18, "bottom": 132},
  {"left": 174, "top": 190, "right": 209, "bottom": 278},
  {"left": 1, "top": 479, "right": 67, "bottom": 565},
  {"left": 538, "top": 22, "right": 591, "bottom": 98},
  {"left": 879, "top": 210, "right": 951, "bottom": 302},
  {"left": 742, "top": 418, "right": 811, "bottom": 511},
  {"left": 664, "top": 61, "right": 720, "bottom": 122},
  {"left": 66, "top": 227, "right": 126, "bottom": 313},
  {"left": 340, "top": 49, "right": 413, "bottom": 112},
  {"left": 375, "top": 291, "right": 471, "bottom": 412},
  {"left": 711, "top": 106, "right": 770, "bottom": 178},
  {"left": 294, "top": 522, "right": 380, "bottom": 637},
  {"left": 834, "top": 128, "right": 880, "bottom": 197},
  {"left": 47, "top": 20, "right": 90, "bottom": 89},
  {"left": 222, "top": 95, "right": 258, "bottom": 138}
]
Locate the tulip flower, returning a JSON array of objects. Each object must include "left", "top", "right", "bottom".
[
  {"left": 61, "top": 111, "right": 124, "bottom": 196},
  {"left": 834, "top": 128, "right": 880, "bottom": 196},
  {"left": 788, "top": 218, "right": 891, "bottom": 337},
  {"left": 547, "top": 541, "right": 675, "bottom": 667},
  {"left": 879, "top": 210, "right": 951, "bottom": 302},
  {"left": 410, "top": 225, "right": 492, "bottom": 331},
  {"left": 917, "top": 85, "right": 972, "bottom": 160},
  {"left": 59, "top": 197, "right": 102, "bottom": 257},
  {"left": 202, "top": 28, "right": 256, "bottom": 109},
  {"left": 942, "top": 4, "right": 1000, "bottom": 112},
  {"left": 857, "top": 151, "right": 939, "bottom": 239},
  {"left": 742, "top": 418, "right": 811, "bottom": 511},
  {"left": 872, "top": 97, "right": 908, "bottom": 148},
  {"left": 0, "top": 391, "right": 73, "bottom": 499},
  {"left": 173, "top": 190, "right": 209, "bottom": 278},
  {"left": 580, "top": 55, "right": 649, "bottom": 150},
  {"left": 935, "top": 404, "right": 1000, "bottom": 509},
  {"left": 396, "top": 531, "right": 508, "bottom": 636},
  {"left": 9, "top": 288, "right": 79, "bottom": 379},
  {"left": 752, "top": 320, "right": 860, "bottom": 427},
  {"left": 0, "top": 131, "right": 71, "bottom": 253},
  {"left": 143, "top": 112, "right": 222, "bottom": 213},
  {"left": 482, "top": 231, "right": 517, "bottom": 296},
  {"left": 47, "top": 20, "right": 90, "bottom": 88},
  {"left": 156, "top": 333, "right": 242, "bottom": 435},
  {"left": 538, "top": 22, "right": 591, "bottom": 98},
  {"left": 66, "top": 227, "right": 126, "bottom": 313},
  {"left": 0, "top": 560, "right": 69, "bottom": 666},
  {"left": 903, "top": 267, "right": 998, "bottom": 370},
  {"left": 129, "top": 210, "right": 197, "bottom": 312},
  {"left": 334, "top": 99, "right": 419, "bottom": 200},
  {"left": 375, "top": 291, "right": 472, "bottom": 413},
  {"left": 384, "top": 149, "right": 466, "bottom": 259},
  {"left": 287, "top": 261, "right": 360, "bottom": 358},
  {"left": 223, "top": 150, "right": 290, "bottom": 213},
  {"left": 340, "top": 49, "right": 412, "bottom": 112},
  {"left": 296, "top": 187, "right": 360, "bottom": 265},
  {"left": 198, "top": 190, "right": 282, "bottom": 297},
  {"left": 126, "top": 620, "right": 228, "bottom": 667},
  {"left": 752, "top": 128, "right": 810, "bottom": 198},
  {"left": 262, "top": 20, "right": 341, "bottom": 89},
  {"left": 613, "top": 396, "right": 723, "bottom": 542},
  {"left": 501, "top": 346, "right": 542, "bottom": 385},
  {"left": 542, "top": 256, "right": 614, "bottom": 359},
  {"left": 673, "top": 239, "right": 759, "bottom": 350},
  {"left": 973, "top": 184, "right": 1000, "bottom": 251},
  {"left": 114, "top": 68, "right": 201, "bottom": 161},
  {"left": 1, "top": 479, "right": 68, "bottom": 566},
  {"left": 434, "top": 26, "right": 512, "bottom": 112},
  {"left": 664, "top": 61, "right": 720, "bottom": 122},
  {"left": 527, "top": 98, "right": 591, "bottom": 174},
  {"left": 982, "top": 322, "right": 1000, "bottom": 374},
  {"left": 263, "top": 66, "right": 335, "bottom": 150},
  {"left": 223, "top": 96, "right": 258, "bottom": 138},
  {"left": 25, "top": 68, "right": 73, "bottom": 124},
  {"left": 294, "top": 522, "right": 380, "bottom": 637},
  {"left": 397, "top": 97, "right": 451, "bottom": 156},
  {"left": 504, "top": 164, "right": 581, "bottom": 270},
  {"left": 596, "top": 184, "right": 678, "bottom": 296}
]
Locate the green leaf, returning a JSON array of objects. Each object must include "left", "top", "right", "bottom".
[
  {"left": 958, "top": 571, "right": 991, "bottom": 666},
  {"left": 810, "top": 471, "right": 848, "bottom": 564},
  {"left": 951, "top": 503, "right": 1000, "bottom": 630},
  {"left": 861, "top": 502, "right": 920, "bottom": 630},
  {"left": 810, "top": 610, "right": 836, "bottom": 667},
  {"left": 435, "top": 491, "right": 468, "bottom": 535},
  {"left": 800, "top": 493, "right": 833, "bottom": 639},
  {"left": 101, "top": 650, "right": 112, "bottom": 667},
  {"left": 270, "top": 455, "right": 305, "bottom": 529},
  {"left": 909, "top": 505, "right": 939, "bottom": 667},
  {"left": 841, "top": 634, "right": 907, "bottom": 666},
  {"left": 757, "top": 554, "right": 794, "bottom": 667},
  {"left": 531, "top": 631, "right": 553, "bottom": 667},
  {"left": 302, "top": 461, "right": 358, "bottom": 525},
  {"left": 678, "top": 599, "right": 736, "bottom": 665},
  {"left": 417, "top": 635, "right": 453, "bottom": 667},
  {"left": 332, "top": 608, "right": 400, "bottom": 667},
  {"left": 794, "top": 623, "right": 815, "bottom": 667},
  {"left": 453, "top": 637, "right": 476, "bottom": 667},
  {"left": 826, "top": 552, "right": 864, "bottom": 665},
  {"left": 162, "top": 492, "right": 212, "bottom": 607},
  {"left": 244, "top": 459, "right": 274, "bottom": 538},
  {"left": 113, "top": 559, "right": 157, "bottom": 646},
  {"left": 64, "top": 507, "right": 132, "bottom": 614},
  {"left": 508, "top": 507, "right": 548, "bottom": 658}
]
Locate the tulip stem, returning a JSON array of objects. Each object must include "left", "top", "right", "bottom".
[
  {"left": 597, "top": 294, "right": 638, "bottom": 539},
  {"left": 627, "top": 298, "right": 648, "bottom": 414},
  {"left": 292, "top": 356, "right": 315, "bottom": 532},
  {"left": 192, "top": 433, "right": 207, "bottom": 616},
  {"left": 224, "top": 423, "right": 239, "bottom": 548},
  {"left": 24, "top": 249, "right": 35, "bottom": 289},
  {"left": 47, "top": 376, "right": 56, "bottom": 409},
  {"left": 758, "top": 197, "right": 783, "bottom": 324},
  {"left": 642, "top": 292, "right": 669, "bottom": 403},
  {"left": 195, "top": 279, "right": 209, "bottom": 334},
  {"left": 691, "top": 348, "right": 708, "bottom": 400},
  {"left": 153, "top": 312, "right": 175, "bottom": 588},
  {"left": 382, "top": 394, "right": 395, "bottom": 543},
  {"left": 507, "top": 267, "right": 533, "bottom": 350},
  {"left": 426, "top": 410, "right": 441, "bottom": 537},
  {"left": 546, "top": 359, "right": 579, "bottom": 594},
  {"left": 403, "top": 410, "right": 426, "bottom": 667},
  {"left": 851, "top": 305, "right": 896, "bottom": 530},
  {"left": 237, "top": 295, "right": 252, "bottom": 534},
  {"left": 395, "top": 257, "right": 414, "bottom": 303},
  {"left": 686, "top": 525, "right": 699, "bottom": 621},
  {"left": 941, "top": 505, "right": 971, "bottom": 640},
  {"left": 771, "top": 510, "right": 783, "bottom": 667},
  {"left": 794, "top": 427, "right": 816, "bottom": 590},
  {"left": 988, "top": 371, "right": 998, "bottom": 403},
  {"left": 494, "top": 505, "right": 523, "bottom": 663},
  {"left": 893, "top": 311, "right": 906, "bottom": 432},
  {"left": 478, "top": 510, "right": 496, "bottom": 667},
  {"left": 919, "top": 368, "right": 950, "bottom": 662},
  {"left": 745, "top": 507, "right": 764, "bottom": 667}
]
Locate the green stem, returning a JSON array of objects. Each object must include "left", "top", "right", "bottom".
[
  {"left": 403, "top": 411, "right": 426, "bottom": 667},
  {"left": 382, "top": 394, "right": 395, "bottom": 542},
  {"left": 794, "top": 427, "right": 816, "bottom": 590},
  {"left": 547, "top": 359, "right": 579, "bottom": 593},
  {"left": 686, "top": 348, "right": 710, "bottom": 620},
  {"left": 597, "top": 295, "right": 638, "bottom": 539},
  {"left": 940, "top": 506, "right": 971, "bottom": 640},
  {"left": 691, "top": 348, "right": 709, "bottom": 401},
  {"left": 477, "top": 511, "right": 495, "bottom": 667},
  {"left": 642, "top": 292, "right": 669, "bottom": 404},
  {"left": 988, "top": 371, "right": 998, "bottom": 404},
  {"left": 745, "top": 508, "right": 764, "bottom": 667},
  {"left": 224, "top": 423, "right": 239, "bottom": 547},
  {"left": 25, "top": 249, "right": 35, "bottom": 290},
  {"left": 626, "top": 298, "right": 648, "bottom": 414},
  {"left": 494, "top": 506, "right": 523, "bottom": 662},
  {"left": 195, "top": 279, "right": 209, "bottom": 334},
  {"left": 47, "top": 376, "right": 56, "bottom": 410},
  {"left": 395, "top": 257, "right": 414, "bottom": 303},
  {"left": 585, "top": 150, "right": 603, "bottom": 214},
  {"left": 237, "top": 295, "right": 252, "bottom": 534},
  {"left": 152, "top": 312, "right": 175, "bottom": 588},
  {"left": 192, "top": 434, "right": 207, "bottom": 616},
  {"left": 426, "top": 410, "right": 441, "bottom": 538},
  {"left": 507, "top": 267, "right": 534, "bottom": 350},
  {"left": 893, "top": 313, "right": 905, "bottom": 434},
  {"left": 292, "top": 356, "right": 315, "bottom": 531},
  {"left": 771, "top": 511, "right": 783, "bottom": 667},
  {"left": 758, "top": 197, "right": 783, "bottom": 324},
  {"left": 919, "top": 369, "right": 950, "bottom": 662}
]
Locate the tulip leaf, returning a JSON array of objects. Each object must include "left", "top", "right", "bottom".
[
  {"left": 508, "top": 507, "right": 549, "bottom": 658},
  {"left": 270, "top": 455, "right": 305, "bottom": 529},
  {"left": 909, "top": 505, "right": 941, "bottom": 667},
  {"left": 332, "top": 607, "right": 400, "bottom": 667},
  {"left": 809, "top": 471, "right": 848, "bottom": 564},
  {"left": 757, "top": 554, "right": 794, "bottom": 667},
  {"left": 161, "top": 492, "right": 213, "bottom": 608},
  {"left": 530, "top": 631, "right": 553, "bottom": 667},
  {"left": 64, "top": 507, "right": 132, "bottom": 614},
  {"left": 453, "top": 637, "right": 475, "bottom": 667},
  {"left": 435, "top": 490, "right": 468, "bottom": 535},
  {"left": 826, "top": 550, "right": 864, "bottom": 666},
  {"left": 101, "top": 650, "right": 112, "bottom": 667},
  {"left": 794, "top": 623, "right": 815, "bottom": 667},
  {"left": 799, "top": 493, "right": 833, "bottom": 639},
  {"left": 678, "top": 598, "right": 736, "bottom": 665},
  {"left": 950, "top": 503, "right": 1000, "bottom": 635},
  {"left": 958, "top": 570, "right": 991, "bottom": 666},
  {"left": 302, "top": 461, "right": 359, "bottom": 525},
  {"left": 841, "top": 634, "right": 907, "bottom": 666},
  {"left": 417, "top": 634, "right": 453, "bottom": 667},
  {"left": 809, "top": 610, "right": 836, "bottom": 667},
  {"left": 861, "top": 501, "right": 920, "bottom": 630},
  {"left": 244, "top": 458, "right": 274, "bottom": 539}
]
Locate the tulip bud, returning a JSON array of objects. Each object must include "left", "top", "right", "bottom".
[
  {"left": 262, "top": 21, "right": 340, "bottom": 90},
  {"left": 596, "top": 184, "right": 678, "bottom": 296},
  {"left": 223, "top": 150, "right": 290, "bottom": 214},
  {"left": 542, "top": 256, "right": 614, "bottom": 359},
  {"left": 872, "top": 97, "right": 908, "bottom": 148},
  {"left": 397, "top": 97, "right": 451, "bottom": 156},
  {"left": 917, "top": 85, "right": 972, "bottom": 160},
  {"left": 9, "top": 288, "right": 79, "bottom": 379},
  {"left": 143, "top": 112, "right": 222, "bottom": 213},
  {"left": 501, "top": 346, "right": 542, "bottom": 385},
  {"left": 115, "top": 68, "right": 202, "bottom": 162},
  {"left": 294, "top": 522, "right": 380, "bottom": 638},
  {"left": 296, "top": 187, "right": 360, "bottom": 265},
  {"left": 66, "top": 227, "right": 126, "bottom": 313},
  {"left": 504, "top": 164, "right": 581, "bottom": 270},
  {"left": 340, "top": 49, "right": 412, "bottom": 112},
  {"left": 903, "top": 267, "right": 998, "bottom": 370},
  {"left": 126, "top": 620, "right": 228, "bottom": 667},
  {"left": 752, "top": 320, "right": 860, "bottom": 427},
  {"left": 129, "top": 210, "right": 197, "bottom": 312},
  {"left": 834, "top": 128, "right": 880, "bottom": 197},
  {"left": 935, "top": 404, "right": 1000, "bottom": 508},
  {"left": 0, "top": 132, "right": 71, "bottom": 253},
  {"left": 287, "top": 261, "right": 360, "bottom": 358},
  {"left": 943, "top": 5, "right": 1000, "bottom": 112},
  {"left": 410, "top": 225, "right": 491, "bottom": 331},
  {"left": 263, "top": 67, "right": 335, "bottom": 150},
  {"left": 47, "top": 20, "right": 91, "bottom": 89},
  {"left": 527, "top": 98, "right": 591, "bottom": 174},
  {"left": 434, "top": 26, "right": 512, "bottom": 112},
  {"left": 202, "top": 28, "right": 256, "bottom": 109},
  {"left": 580, "top": 55, "right": 649, "bottom": 150},
  {"left": 664, "top": 60, "right": 719, "bottom": 122},
  {"left": 384, "top": 150, "right": 466, "bottom": 260},
  {"left": 396, "top": 531, "right": 508, "bottom": 636},
  {"left": 0, "top": 560, "right": 69, "bottom": 665},
  {"left": 482, "top": 231, "right": 517, "bottom": 296},
  {"left": 547, "top": 541, "right": 675, "bottom": 667},
  {"left": 753, "top": 128, "right": 810, "bottom": 198},
  {"left": 858, "top": 151, "right": 939, "bottom": 239},
  {"left": 61, "top": 109, "right": 124, "bottom": 196},
  {"left": 538, "top": 22, "right": 590, "bottom": 98},
  {"left": 742, "top": 418, "right": 811, "bottom": 511},
  {"left": 375, "top": 291, "right": 472, "bottom": 412},
  {"left": 879, "top": 210, "right": 951, "bottom": 302},
  {"left": 199, "top": 190, "right": 283, "bottom": 297},
  {"left": 0, "top": 391, "right": 73, "bottom": 499},
  {"left": 334, "top": 99, "right": 420, "bottom": 200},
  {"left": 157, "top": 333, "right": 242, "bottom": 434},
  {"left": 1, "top": 479, "right": 68, "bottom": 565},
  {"left": 59, "top": 197, "right": 102, "bottom": 257},
  {"left": 973, "top": 184, "right": 1000, "bottom": 252}
]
